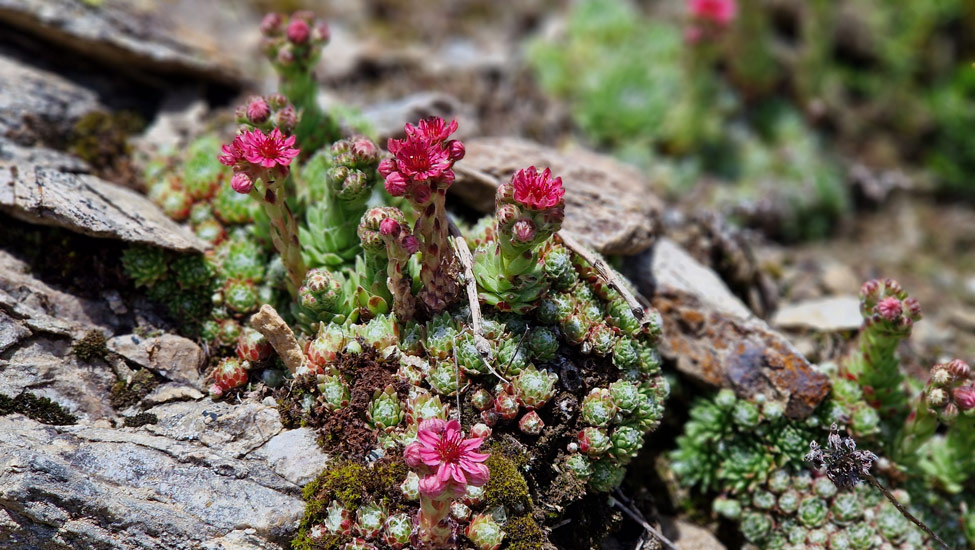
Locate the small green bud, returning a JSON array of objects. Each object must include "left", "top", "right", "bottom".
[
  {"left": 812, "top": 477, "right": 837, "bottom": 499},
  {"left": 740, "top": 511, "right": 772, "bottom": 543},
  {"left": 830, "top": 492, "right": 860, "bottom": 524},
  {"left": 612, "top": 338, "right": 639, "bottom": 370},
  {"left": 768, "top": 469, "right": 791, "bottom": 494},
  {"left": 564, "top": 454, "right": 592, "bottom": 479},
  {"left": 224, "top": 278, "right": 259, "bottom": 314},
  {"left": 732, "top": 400, "right": 761, "bottom": 429},
  {"left": 608, "top": 380, "right": 641, "bottom": 414},
  {"left": 512, "top": 365, "right": 558, "bottom": 409},
  {"left": 581, "top": 388, "right": 618, "bottom": 427},
  {"left": 798, "top": 497, "right": 829, "bottom": 528},
  {"left": 609, "top": 425, "right": 644, "bottom": 462},
  {"left": 578, "top": 427, "right": 611, "bottom": 456},
  {"left": 528, "top": 327, "right": 559, "bottom": 362},
  {"left": 122, "top": 245, "right": 169, "bottom": 287},
  {"left": 777, "top": 489, "right": 800, "bottom": 515},
  {"left": 427, "top": 361, "right": 463, "bottom": 396},
  {"left": 367, "top": 385, "right": 402, "bottom": 431},
  {"left": 712, "top": 497, "right": 741, "bottom": 519},
  {"left": 588, "top": 458, "right": 626, "bottom": 492},
  {"left": 586, "top": 324, "right": 616, "bottom": 356},
  {"left": 752, "top": 489, "right": 776, "bottom": 510},
  {"left": 317, "top": 371, "right": 350, "bottom": 410}
]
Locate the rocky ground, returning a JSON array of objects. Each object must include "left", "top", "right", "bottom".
[{"left": 1, "top": 1, "right": 971, "bottom": 550}]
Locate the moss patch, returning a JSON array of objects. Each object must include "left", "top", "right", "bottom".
[
  {"left": 110, "top": 368, "right": 159, "bottom": 409},
  {"left": 0, "top": 393, "right": 77, "bottom": 425},
  {"left": 293, "top": 456, "right": 412, "bottom": 550},
  {"left": 69, "top": 110, "right": 144, "bottom": 185},
  {"left": 73, "top": 330, "right": 108, "bottom": 363},
  {"left": 484, "top": 450, "right": 532, "bottom": 515},
  {"left": 506, "top": 515, "right": 546, "bottom": 550},
  {"left": 123, "top": 412, "right": 158, "bottom": 427}
]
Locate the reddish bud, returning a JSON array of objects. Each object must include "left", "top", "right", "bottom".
[
  {"left": 512, "top": 219, "right": 536, "bottom": 243},
  {"left": 260, "top": 13, "right": 283, "bottom": 35},
  {"left": 246, "top": 96, "right": 270, "bottom": 123},
  {"left": 953, "top": 386, "right": 975, "bottom": 411},
  {"left": 876, "top": 297, "right": 903, "bottom": 321},
  {"left": 286, "top": 18, "right": 310, "bottom": 44},
  {"left": 231, "top": 172, "right": 253, "bottom": 194},
  {"left": 379, "top": 218, "right": 401, "bottom": 237}
]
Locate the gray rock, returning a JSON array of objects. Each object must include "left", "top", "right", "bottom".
[
  {"left": 145, "top": 400, "right": 284, "bottom": 458},
  {"left": 771, "top": 296, "right": 862, "bottom": 332},
  {"left": 107, "top": 333, "right": 205, "bottom": 390},
  {"left": 671, "top": 519, "right": 725, "bottom": 550},
  {"left": 0, "top": 139, "right": 205, "bottom": 252},
  {"left": 140, "top": 383, "right": 205, "bottom": 408},
  {"left": 0, "top": 310, "right": 31, "bottom": 353},
  {"left": 630, "top": 238, "right": 830, "bottom": 418},
  {"left": 359, "top": 91, "right": 477, "bottom": 143},
  {"left": 0, "top": 413, "right": 303, "bottom": 550},
  {"left": 0, "top": 0, "right": 241, "bottom": 87},
  {"left": 452, "top": 137, "right": 661, "bottom": 255},
  {"left": 251, "top": 428, "right": 330, "bottom": 486}
]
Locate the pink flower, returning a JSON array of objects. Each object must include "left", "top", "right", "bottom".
[
  {"left": 231, "top": 172, "right": 253, "bottom": 194},
  {"left": 241, "top": 128, "right": 300, "bottom": 169},
  {"left": 405, "top": 419, "right": 490, "bottom": 498},
  {"left": 511, "top": 166, "right": 565, "bottom": 210},
  {"left": 876, "top": 297, "right": 903, "bottom": 322},
  {"left": 386, "top": 135, "right": 451, "bottom": 182},
  {"left": 218, "top": 135, "right": 246, "bottom": 167},
  {"left": 688, "top": 0, "right": 737, "bottom": 25},
  {"left": 406, "top": 117, "right": 459, "bottom": 143}
]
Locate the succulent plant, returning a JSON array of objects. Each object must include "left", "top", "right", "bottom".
[
  {"left": 512, "top": 365, "right": 558, "bottom": 410},
  {"left": 466, "top": 513, "right": 505, "bottom": 550},
  {"left": 366, "top": 385, "right": 402, "bottom": 431}
]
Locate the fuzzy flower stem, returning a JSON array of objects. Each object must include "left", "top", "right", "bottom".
[
  {"left": 417, "top": 496, "right": 453, "bottom": 549},
  {"left": 863, "top": 473, "right": 951, "bottom": 550},
  {"left": 255, "top": 175, "right": 306, "bottom": 293},
  {"left": 416, "top": 190, "right": 457, "bottom": 312}
]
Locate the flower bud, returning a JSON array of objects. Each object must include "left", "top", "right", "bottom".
[
  {"left": 947, "top": 359, "right": 971, "bottom": 379},
  {"left": 260, "top": 13, "right": 283, "bottom": 35},
  {"left": 274, "top": 105, "right": 297, "bottom": 133},
  {"left": 953, "top": 385, "right": 975, "bottom": 411},
  {"left": 876, "top": 297, "right": 902, "bottom": 321},
  {"left": 231, "top": 172, "right": 253, "bottom": 194},
  {"left": 384, "top": 171, "right": 408, "bottom": 196},
  {"left": 927, "top": 387, "right": 948, "bottom": 408},
  {"left": 286, "top": 18, "right": 310, "bottom": 44},
  {"left": 471, "top": 422, "right": 492, "bottom": 439},
  {"left": 379, "top": 217, "right": 401, "bottom": 237},
  {"left": 448, "top": 140, "right": 466, "bottom": 161},
  {"left": 512, "top": 219, "right": 536, "bottom": 243},
  {"left": 245, "top": 96, "right": 270, "bottom": 123}
]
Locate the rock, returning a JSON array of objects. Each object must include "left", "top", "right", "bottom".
[
  {"left": 820, "top": 261, "right": 861, "bottom": 295},
  {"left": 141, "top": 383, "right": 205, "bottom": 407},
  {"left": 0, "top": 310, "right": 31, "bottom": 353},
  {"left": 107, "top": 333, "right": 205, "bottom": 390},
  {"left": 0, "top": 138, "right": 205, "bottom": 252},
  {"left": 251, "top": 428, "right": 330, "bottom": 486},
  {"left": 0, "top": 0, "right": 242, "bottom": 88},
  {"left": 669, "top": 519, "right": 725, "bottom": 550},
  {"left": 203, "top": 529, "right": 287, "bottom": 550},
  {"left": 0, "top": 47, "right": 104, "bottom": 140},
  {"left": 771, "top": 296, "right": 862, "bottom": 332},
  {"left": 452, "top": 137, "right": 661, "bottom": 255},
  {"left": 630, "top": 238, "right": 830, "bottom": 418},
  {"left": 145, "top": 400, "right": 284, "bottom": 458},
  {"left": 0, "top": 413, "right": 303, "bottom": 550},
  {"left": 947, "top": 306, "right": 975, "bottom": 331},
  {"left": 359, "top": 91, "right": 477, "bottom": 143}
]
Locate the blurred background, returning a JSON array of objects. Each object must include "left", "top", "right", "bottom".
[{"left": 2, "top": 0, "right": 974, "bottom": 361}]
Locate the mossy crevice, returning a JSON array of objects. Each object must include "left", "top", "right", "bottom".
[
  {"left": 0, "top": 393, "right": 77, "bottom": 425},
  {"left": 110, "top": 368, "right": 159, "bottom": 410},
  {"left": 73, "top": 330, "right": 108, "bottom": 363}
]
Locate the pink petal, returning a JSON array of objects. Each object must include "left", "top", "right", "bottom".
[
  {"left": 418, "top": 474, "right": 446, "bottom": 497},
  {"left": 418, "top": 418, "right": 446, "bottom": 434},
  {"left": 464, "top": 451, "right": 490, "bottom": 463},
  {"left": 461, "top": 438, "right": 484, "bottom": 452},
  {"left": 462, "top": 462, "right": 490, "bottom": 486},
  {"left": 451, "top": 465, "right": 467, "bottom": 485}
]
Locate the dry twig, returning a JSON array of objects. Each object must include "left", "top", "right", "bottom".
[
  {"left": 250, "top": 304, "right": 305, "bottom": 374},
  {"left": 558, "top": 231, "right": 647, "bottom": 324}
]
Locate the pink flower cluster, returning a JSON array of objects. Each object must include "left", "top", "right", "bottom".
[
  {"left": 219, "top": 128, "right": 300, "bottom": 194},
  {"left": 688, "top": 0, "right": 737, "bottom": 26},
  {"left": 511, "top": 166, "right": 565, "bottom": 210},
  {"left": 404, "top": 419, "right": 490, "bottom": 498},
  {"left": 378, "top": 117, "right": 465, "bottom": 205}
]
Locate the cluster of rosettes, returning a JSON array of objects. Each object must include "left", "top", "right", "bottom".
[
  {"left": 920, "top": 359, "right": 975, "bottom": 423},
  {"left": 209, "top": 326, "right": 273, "bottom": 398},
  {"left": 259, "top": 11, "right": 330, "bottom": 75},
  {"left": 378, "top": 118, "right": 465, "bottom": 205},
  {"left": 715, "top": 468, "right": 934, "bottom": 550},
  {"left": 671, "top": 389, "right": 820, "bottom": 494},
  {"left": 473, "top": 167, "right": 567, "bottom": 313},
  {"left": 144, "top": 135, "right": 258, "bottom": 239}
]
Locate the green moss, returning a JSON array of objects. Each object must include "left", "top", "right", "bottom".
[
  {"left": 484, "top": 451, "right": 532, "bottom": 514},
  {"left": 69, "top": 110, "right": 144, "bottom": 177},
  {"left": 110, "top": 369, "right": 159, "bottom": 409},
  {"left": 0, "top": 393, "right": 77, "bottom": 425},
  {"left": 73, "top": 330, "right": 108, "bottom": 363},
  {"left": 506, "top": 515, "right": 546, "bottom": 550},
  {"left": 122, "top": 412, "right": 158, "bottom": 427},
  {"left": 294, "top": 457, "right": 410, "bottom": 549}
]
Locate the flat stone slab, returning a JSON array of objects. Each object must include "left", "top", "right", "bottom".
[
  {"left": 452, "top": 137, "right": 661, "bottom": 255},
  {"left": 630, "top": 238, "right": 831, "bottom": 418},
  {"left": 0, "top": 139, "right": 205, "bottom": 252},
  {"left": 0, "top": 414, "right": 303, "bottom": 550},
  {"left": 771, "top": 295, "right": 862, "bottom": 332},
  {"left": 0, "top": 0, "right": 241, "bottom": 87},
  {"left": 107, "top": 333, "right": 205, "bottom": 390}
]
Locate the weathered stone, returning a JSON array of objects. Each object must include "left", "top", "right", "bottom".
[
  {"left": 630, "top": 238, "right": 830, "bottom": 418},
  {"left": 0, "top": 139, "right": 205, "bottom": 252},
  {"left": 140, "top": 383, "right": 205, "bottom": 407},
  {"left": 145, "top": 400, "right": 284, "bottom": 458},
  {"left": 107, "top": 333, "right": 205, "bottom": 390},
  {"left": 0, "top": 310, "right": 31, "bottom": 353},
  {"left": 771, "top": 296, "right": 862, "bottom": 332},
  {"left": 0, "top": 335, "right": 117, "bottom": 421},
  {"left": 452, "top": 137, "right": 660, "bottom": 255},
  {"left": 0, "top": 413, "right": 303, "bottom": 550},
  {"left": 671, "top": 519, "right": 725, "bottom": 550},
  {"left": 0, "top": 0, "right": 242, "bottom": 88},
  {"left": 360, "top": 91, "right": 476, "bottom": 143},
  {"left": 251, "top": 428, "right": 330, "bottom": 487}
]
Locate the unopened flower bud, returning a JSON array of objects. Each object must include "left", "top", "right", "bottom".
[
  {"left": 401, "top": 235, "right": 420, "bottom": 255},
  {"left": 471, "top": 422, "right": 492, "bottom": 439},
  {"left": 496, "top": 204, "right": 519, "bottom": 226},
  {"left": 231, "top": 172, "right": 253, "bottom": 194},
  {"left": 947, "top": 359, "right": 971, "bottom": 379},
  {"left": 274, "top": 105, "right": 298, "bottom": 133},
  {"left": 448, "top": 140, "right": 466, "bottom": 161},
  {"left": 246, "top": 96, "right": 270, "bottom": 123},
  {"left": 876, "top": 297, "right": 902, "bottom": 321},
  {"left": 942, "top": 403, "right": 959, "bottom": 424},
  {"left": 286, "top": 18, "right": 310, "bottom": 44},
  {"left": 379, "top": 218, "right": 401, "bottom": 237},
  {"left": 927, "top": 387, "right": 948, "bottom": 408},
  {"left": 260, "top": 13, "right": 283, "bottom": 35},
  {"left": 953, "top": 385, "right": 975, "bottom": 411},
  {"left": 312, "top": 22, "right": 330, "bottom": 43},
  {"left": 512, "top": 219, "right": 536, "bottom": 243},
  {"left": 277, "top": 46, "right": 295, "bottom": 66},
  {"left": 384, "top": 171, "right": 408, "bottom": 196},
  {"left": 266, "top": 93, "right": 288, "bottom": 109}
]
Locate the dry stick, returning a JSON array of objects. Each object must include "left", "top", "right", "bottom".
[
  {"left": 447, "top": 221, "right": 509, "bottom": 385},
  {"left": 864, "top": 473, "right": 951, "bottom": 550},
  {"left": 250, "top": 304, "right": 305, "bottom": 374},
  {"left": 557, "top": 231, "right": 647, "bottom": 324},
  {"left": 607, "top": 495, "right": 678, "bottom": 550}
]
